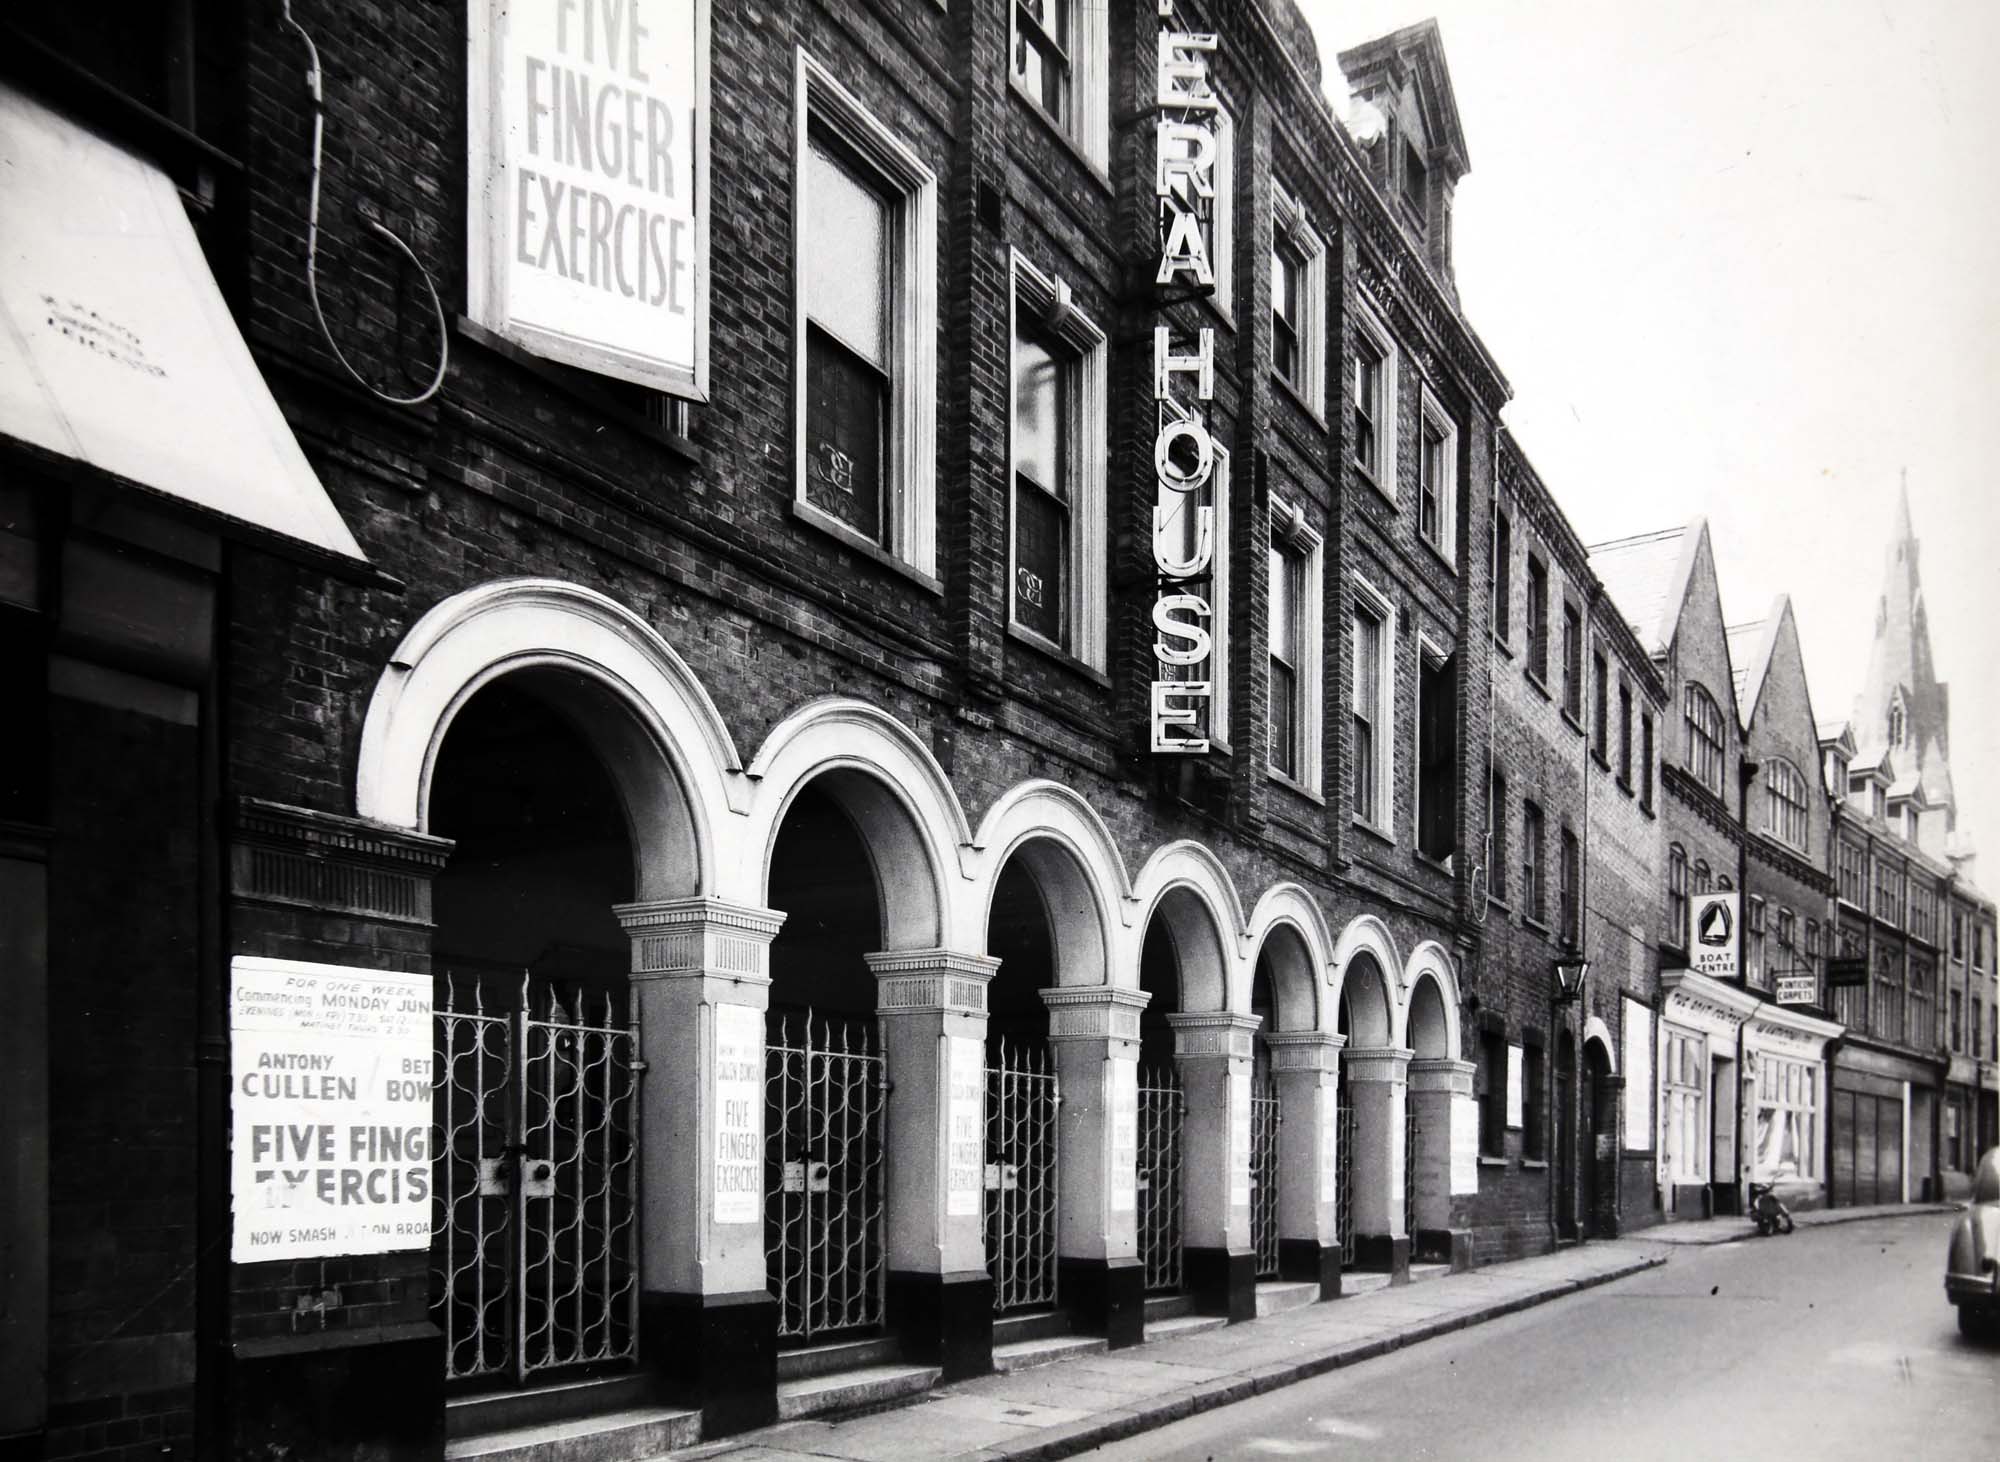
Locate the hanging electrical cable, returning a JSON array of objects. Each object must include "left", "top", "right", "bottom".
[{"left": 280, "top": 1, "right": 448, "bottom": 407}]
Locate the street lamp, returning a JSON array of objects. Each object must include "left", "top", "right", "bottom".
[{"left": 1554, "top": 955, "right": 1590, "bottom": 1006}]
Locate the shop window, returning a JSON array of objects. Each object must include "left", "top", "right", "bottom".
[
  {"left": 1664, "top": 1029, "right": 1707, "bottom": 1183},
  {"left": 1753, "top": 1054, "right": 1818, "bottom": 1182},
  {"left": 795, "top": 53, "right": 938, "bottom": 573},
  {"left": 1009, "top": 253, "right": 1106, "bottom": 667}
]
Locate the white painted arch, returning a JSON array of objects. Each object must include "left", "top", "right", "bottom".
[
  {"left": 1245, "top": 883, "right": 1333, "bottom": 1033},
  {"left": 970, "top": 780, "right": 1137, "bottom": 989},
  {"left": 1329, "top": 915, "right": 1402, "bottom": 1048},
  {"left": 1132, "top": 840, "right": 1249, "bottom": 1014},
  {"left": 739, "top": 697, "right": 972, "bottom": 952},
  {"left": 1397, "top": 940, "right": 1463, "bottom": 1059},
  {"left": 1584, "top": 1014, "right": 1617, "bottom": 1072},
  {"left": 354, "top": 578, "right": 740, "bottom": 900}
]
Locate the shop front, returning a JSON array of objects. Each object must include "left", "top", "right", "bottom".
[
  {"left": 1828, "top": 1043, "right": 1944, "bottom": 1206},
  {"left": 1742, "top": 1009, "right": 1840, "bottom": 1213}
]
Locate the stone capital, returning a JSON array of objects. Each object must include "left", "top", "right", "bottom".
[
  {"left": 1406, "top": 1056, "right": 1475, "bottom": 1095},
  {"left": 1040, "top": 985, "right": 1150, "bottom": 1045},
  {"left": 1263, "top": 1029, "right": 1346, "bottom": 1074},
  {"left": 1167, "top": 1011, "right": 1261, "bottom": 1061},
  {"left": 865, "top": 948, "right": 999, "bottom": 1016},
  {"left": 615, "top": 896, "right": 785, "bottom": 989},
  {"left": 1342, "top": 1045, "right": 1415, "bottom": 1083}
]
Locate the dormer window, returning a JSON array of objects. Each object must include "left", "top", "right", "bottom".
[{"left": 1401, "top": 138, "right": 1428, "bottom": 231}]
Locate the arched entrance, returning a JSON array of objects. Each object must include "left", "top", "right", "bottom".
[
  {"left": 983, "top": 857, "right": 1063, "bottom": 1315},
  {"left": 763, "top": 778, "right": 893, "bottom": 1344},
  {"left": 428, "top": 674, "right": 646, "bottom": 1388},
  {"left": 1247, "top": 926, "right": 1317, "bottom": 1283},
  {"left": 1335, "top": 951, "right": 1399, "bottom": 1274},
  {"left": 1582, "top": 1035, "right": 1615, "bottom": 1238},
  {"left": 1555, "top": 1030, "right": 1578, "bottom": 1239},
  {"left": 1136, "top": 908, "right": 1191, "bottom": 1295}
]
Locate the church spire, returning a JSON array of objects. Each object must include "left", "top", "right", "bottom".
[{"left": 1852, "top": 475, "right": 1954, "bottom": 835}]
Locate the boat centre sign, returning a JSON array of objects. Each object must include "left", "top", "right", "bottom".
[
  {"left": 230, "top": 957, "right": 432, "bottom": 1262},
  {"left": 1150, "top": 11, "right": 1221, "bottom": 754},
  {"left": 468, "top": 0, "right": 710, "bottom": 399}
]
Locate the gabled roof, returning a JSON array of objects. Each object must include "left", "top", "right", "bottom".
[
  {"left": 1586, "top": 522, "right": 1702, "bottom": 659},
  {"left": 1817, "top": 719, "right": 1853, "bottom": 751},
  {"left": 1724, "top": 618, "right": 1766, "bottom": 721},
  {"left": 1335, "top": 19, "right": 1471, "bottom": 176},
  {"left": 1850, "top": 743, "right": 1894, "bottom": 783}
]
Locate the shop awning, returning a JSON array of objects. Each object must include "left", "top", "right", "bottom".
[{"left": 0, "top": 82, "right": 368, "bottom": 569}]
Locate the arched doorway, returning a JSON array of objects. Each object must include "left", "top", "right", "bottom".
[
  {"left": 429, "top": 675, "right": 644, "bottom": 1388},
  {"left": 1335, "top": 952, "right": 1396, "bottom": 1273},
  {"left": 1555, "top": 1030, "right": 1578, "bottom": 1239},
  {"left": 1137, "top": 911, "right": 1188, "bottom": 1296},
  {"left": 763, "top": 780, "right": 891, "bottom": 1344},
  {"left": 1248, "top": 927, "right": 1317, "bottom": 1284},
  {"left": 984, "top": 858, "right": 1061, "bottom": 1315},
  {"left": 1405, "top": 975, "right": 1450, "bottom": 1257},
  {"left": 1582, "top": 1036, "right": 1614, "bottom": 1238}
]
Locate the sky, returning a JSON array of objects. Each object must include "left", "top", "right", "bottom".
[{"left": 1298, "top": 0, "right": 2000, "bottom": 865}]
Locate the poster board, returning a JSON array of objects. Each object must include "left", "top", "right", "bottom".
[{"left": 712, "top": 1003, "right": 762, "bottom": 1224}]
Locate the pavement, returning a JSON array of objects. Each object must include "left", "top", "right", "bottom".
[
  {"left": 1606, "top": 1198, "right": 1960, "bottom": 1246},
  {"left": 659, "top": 1201, "right": 1963, "bottom": 1462}
]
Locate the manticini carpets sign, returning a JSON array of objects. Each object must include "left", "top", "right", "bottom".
[
  {"left": 468, "top": 0, "right": 710, "bottom": 399},
  {"left": 1150, "top": 7, "right": 1221, "bottom": 753}
]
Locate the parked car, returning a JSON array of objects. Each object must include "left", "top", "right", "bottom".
[{"left": 1946, "top": 1146, "right": 2000, "bottom": 1340}]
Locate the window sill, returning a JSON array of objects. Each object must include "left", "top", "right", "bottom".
[
  {"left": 1007, "top": 621, "right": 1112, "bottom": 689},
  {"left": 790, "top": 500, "right": 944, "bottom": 595},
  {"left": 1272, "top": 371, "right": 1327, "bottom": 428},
  {"left": 1492, "top": 634, "right": 1514, "bottom": 659},
  {"left": 1418, "top": 533, "right": 1458, "bottom": 576},
  {"left": 1354, "top": 462, "right": 1398, "bottom": 512},
  {"left": 1007, "top": 81, "right": 1112, "bottom": 195},
  {"left": 1561, "top": 708, "right": 1585, "bottom": 736},
  {"left": 1592, "top": 750, "right": 1612, "bottom": 772},
  {"left": 1413, "top": 848, "right": 1455, "bottom": 876},
  {"left": 1477, "top": 1155, "right": 1508, "bottom": 1169},
  {"left": 1488, "top": 893, "right": 1511, "bottom": 913},
  {"left": 1521, "top": 1158, "right": 1550, "bottom": 1171},
  {"left": 1522, "top": 914, "right": 1552, "bottom": 937},
  {"left": 1267, "top": 767, "right": 1326, "bottom": 805},
  {"left": 1524, "top": 668, "right": 1552, "bottom": 703},
  {"left": 1352, "top": 816, "right": 1397, "bottom": 848},
  {"left": 1616, "top": 777, "right": 1633, "bottom": 797}
]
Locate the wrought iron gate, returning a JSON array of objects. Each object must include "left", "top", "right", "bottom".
[
  {"left": 433, "top": 973, "right": 641, "bottom": 1386},
  {"left": 1137, "top": 1065, "right": 1184, "bottom": 1293},
  {"left": 1336, "top": 1094, "right": 1356, "bottom": 1267},
  {"left": 766, "top": 1011, "right": 886, "bottom": 1342},
  {"left": 1403, "top": 1103, "right": 1418, "bottom": 1246},
  {"left": 1250, "top": 1077, "right": 1280, "bottom": 1278},
  {"left": 985, "top": 1041, "right": 1059, "bottom": 1313}
]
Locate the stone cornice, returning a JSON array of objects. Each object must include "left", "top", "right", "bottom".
[
  {"left": 229, "top": 796, "right": 453, "bottom": 925},
  {"left": 1342, "top": 1045, "right": 1416, "bottom": 1081},
  {"left": 865, "top": 949, "right": 999, "bottom": 1016},
  {"left": 616, "top": 897, "right": 785, "bottom": 985},
  {"left": 1407, "top": 1056, "right": 1475, "bottom": 1094},
  {"left": 1041, "top": 984, "right": 1150, "bottom": 1044},
  {"left": 1167, "top": 1010, "right": 1261, "bottom": 1060}
]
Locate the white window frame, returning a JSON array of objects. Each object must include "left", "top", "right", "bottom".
[
  {"left": 1664, "top": 1027, "right": 1708, "bottom": 1184},
  {"left": 1010, "top": 0, "right": 1110, "bottom": 172},
  {"left": 1270, "top": 183, "right": 1326, "bottom": 419},
  {"left": 1764, "top": 757, "right": 1810, "bottom": 852},
  {"left": 792, "top": 49, "right": 938, "bottom": 577},
  {"left": 1752, "top": 1053, "right": 1819, "bottom": 1182},
  {"left": 1008, "top": 249, "right": 1107, "bottom": 670},
  {"left": 1350, "top": 292, "right": 1397, "bottom": 494},
  {"left": 1267, "top": 498, "right": 1324, "bottom": 796},
  {"left": 1416, "top": 384, "right": 1458, "bottom": 565},
  {"left": 1351, "top": 573, "right": 1396, "bottom": 833}
]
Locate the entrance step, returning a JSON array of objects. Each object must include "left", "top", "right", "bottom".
[
  {"left": 1407, "top": 1262, "right": 1452, "bottom": 1286},
  {"left": 774, "top": 1364, "right": 941, "bottom": 1422},
  {"left": 1143, "top": 1294, "right": 1196, "bottom": 1323},
  {"left": 992, "top": 1308, "right": 1075, "bottom": 1346},
  {"left": 446, "top": 1374, "right": 659, "bottom": 1440},
  {"left": 1341, "top": 1271, "right": 1393, "bottom": 1297},
  {"left": 775, "top": 1335, "right": 903, "bottom": 1382},
  {"left": 1253, "top": 1280, "right": 1320, "bottom": 1319},
  {"left": 992, "top": 1334, "right": 1108, "bottom": 1374},
  {"left": 443, "top": 1406, "right": 700, "bottom": 1462},
  {"left": 1142, "top": 1313, "right": 1228, "bottom": 1344}
]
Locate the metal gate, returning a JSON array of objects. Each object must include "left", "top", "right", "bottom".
[
  {"left": 766, "top": 1011, "right": 887, "bottom": 1342},
  {"left": 1403, "top": 1104, "right": 1419, "bottom": 1247},
  {"left": 985, "top": 1040, "right": 1059, "bottom": 1313},
  {"left": 1336, "top": 1094, "right": 1356, "bottom": 1267},
  {"left": 1250, "top": 1077, "right": 1281, "bottom": 1278},
  {"left": 433, "top": 973, "right": 642, "bottom": 1386},
  {"left": 1137, "top": 1065, "right": 1184, "bottom": 1293}
]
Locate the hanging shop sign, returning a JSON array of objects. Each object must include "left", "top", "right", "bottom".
[
  {"left": 1149, "top": 12, "right": 1220, "bottom": 753},
  {"left": 1689, "top": 891, "right": 1740, "bottom": 981},
  {"left": 229, "top": 957, "right": 431, "bottom": 1262},
  {"left": 468, "top": 0, "right": 710, "bottom": 399},
  {"left": 1774, "top": 974, "right": 1818, "bottom": 1007},
  {"left": 712, "top": 1003, "right": 763, "bottom": 1224}
]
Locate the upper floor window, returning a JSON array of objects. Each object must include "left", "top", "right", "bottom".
[
  {"left": 1271, "top": 185, "right": 1327, "bottom": 414},
  {"left": 795, "top": 54, "right": 938, "bottom": 574},
  {"left": 1838, "top": 839, "right": 1867, "bottom": 906},
  {"left": 1488, "top": 765, "right": 1508, "bottom": 903},
  {"left": 1523, "top": 799, "right": 1546, "bottom": 923},
  {"left": 1667, "top": 843, "right": 1689, "bottom": 947},
  {"left": 1492, "top": 510, "right": 1513, "bottom": 646},
  {"left": 1267, "top": 507, "right": 1324, "bottom": 791},
  {"left": 1562, "top": 601, "right": 1584, "bottom": 721},
  {"left": 1012, "top": 0, "right": 1108, "bottom": 168},
  {"left": 1592, "top": 649, "right": 1610, "bottom": 758},
  {"left": 1527, "top": 553, "right": 1550, "bottom": 683},
  {"left": 1874, "top": 858, "right": 1904, "bottom": 927},
  {"left": 1952, "top": 912, "right": 1965, "bottom": 962},
  {"left": 1350, "top": 295, "right": 1396, "bottom": 486},
  {"left": 1640, "top": 711, "right": 1655, "bottom": 811},
  {"left": 1009, "top": 254, "right": 1107, "bottom": 667},
  {"left": 1618, "top": 683, "right": 1634, "bottom": 785},
  {"left": 1351, "top": 583, "right": 1394, "bottom": 831},
  {"left": 1400, "top": 137, "right": 1429, "bottom": 232},
  {"left": 1764, "top": 758, "right": 1809, "bottom": 851},
  {"left": 1693, "top": 859, "right": 1713, "bottom": 895},
  {"left": 1417, "top": 390, "right": 1458, "bottom": 563},
  {"left": 1417, "top": 646, "right": 1458, "bottom": 863},
  {"left": 1559, "top": 826, "right": 1581, "bottom": 946},
  {"left": 1683, "top": 682, "right": 1725, "bottom": 796}
]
